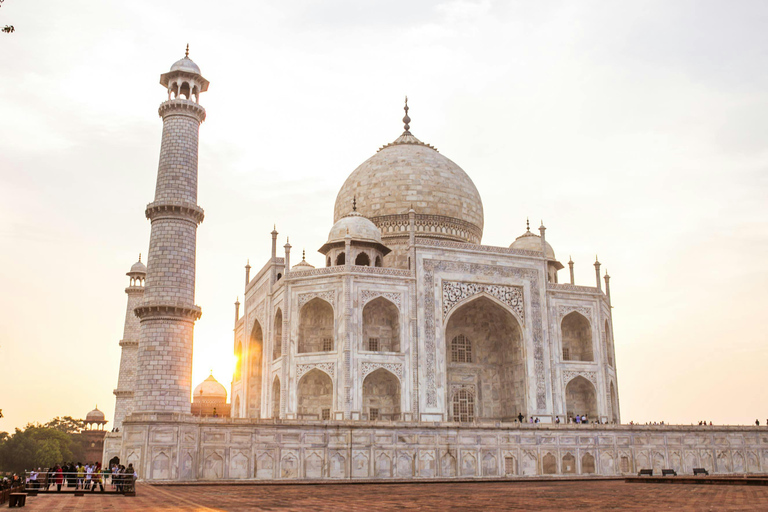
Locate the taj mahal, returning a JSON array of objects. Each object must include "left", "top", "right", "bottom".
[{"left": 102, "top": 49, "right": 768, "bottom": 481}]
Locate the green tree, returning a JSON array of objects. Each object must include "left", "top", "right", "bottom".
[{"left": 0, "top": 419, "right": 88, "bottom": 473}]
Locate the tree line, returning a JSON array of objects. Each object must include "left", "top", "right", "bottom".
[{"left": 0, "top": 417, "right": 88, "bottom": 473}]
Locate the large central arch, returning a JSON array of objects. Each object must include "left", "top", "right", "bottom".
[{"left": 445, "top": 295, "right": 526, "bottom": 421}]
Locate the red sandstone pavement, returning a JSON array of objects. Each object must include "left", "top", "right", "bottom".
[{"left": 19, "top": 480, "right": 768, "bottom": 511}]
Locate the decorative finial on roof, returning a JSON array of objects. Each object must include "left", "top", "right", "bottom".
[
  {"left": 302, "top": 249, "right": 306, "bottom": 260},
  {"left": 185, "top": 44, "right": 189, "bottom": 58},
  {"left": 526, "top": 218, "right": 530, "bottom": 232},
  {"left": 353, "top": 196, "right": 357, "bottom": 212},
  {"left": 403, "top": 96, "right": 411, "bottom": 134}
]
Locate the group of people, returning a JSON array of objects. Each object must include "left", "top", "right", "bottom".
[
  {"left": 1, "top": 475, "right": 24, "bottom": 491},
  {"left": 26, "top": 462, "right": 136, "bottom": 492}
]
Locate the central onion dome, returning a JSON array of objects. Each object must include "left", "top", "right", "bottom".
[{"left": 333, "top": 100, "right": 484, "bottom": 244}]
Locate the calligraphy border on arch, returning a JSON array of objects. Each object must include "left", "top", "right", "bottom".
[
  {"left": 298, "top": 290, "right": 336, "bottom": 309},
  {"left": 423, "top": 260, "right": 545, "bottom": 410},
  {"left": 562, "top": 370, "right": 597, "bottom": 387}
]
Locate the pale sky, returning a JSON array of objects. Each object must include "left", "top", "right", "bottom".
[{"left": 1, "top": 1, "right": 767, "bottom": 432}]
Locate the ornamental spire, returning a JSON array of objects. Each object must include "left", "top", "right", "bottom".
[
  {"left": 185, "top": 43, "right": 189, "bottom": 58},
  {"left": 403, "top": 96, "right": 411, "bottom": 134}
]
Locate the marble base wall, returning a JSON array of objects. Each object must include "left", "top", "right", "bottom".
[{"left": 120, "top": 416, "right": 768, "bottom": 481}]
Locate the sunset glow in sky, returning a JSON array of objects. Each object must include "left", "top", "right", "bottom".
[{"left": 1, "top": 1, "right": 767, "bottom": 431}]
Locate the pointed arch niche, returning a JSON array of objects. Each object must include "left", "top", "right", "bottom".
[
  {"left": 561, "top": 312, "right": 593, "bottom": 362},
  {"left": 362, "top": 297, "right": 400, "bottom": 352},
  {"left": 565, "top": 376, "right": 598, "bottom": 420},
  {"left": 248, "top": 319, "right": 264, "bottom": 416},
  {"left": 445, "top": 295, "right": 526, "bottom": 421},
  {"left": 362, "top": 368, "right": 400, "bottom": 420},
  {"left": 272, "top": 377, "right": 281, "bottom": 418},
  {"left": 298, "top": 298, "right": 335, "bottom": 353},
  {"left": 273, "top": 309, "right": 283, "bottom": 360},
  {"left": 297, "top": 369, "right": 333, "bottom": 420}
]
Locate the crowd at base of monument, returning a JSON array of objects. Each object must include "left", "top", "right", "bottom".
[{"left": 107, "top": 415, "right": 768, "bottom": 482}]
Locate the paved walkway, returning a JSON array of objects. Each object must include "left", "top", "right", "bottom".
[{"left": 20, "top": 480, "right": 768, "bottom": 511}]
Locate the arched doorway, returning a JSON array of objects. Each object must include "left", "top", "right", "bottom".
[
  {"left": 273, "top": 309, "right": 283, "bottom": 360},
  {"left": 561, "top": 312, "right": 593, "bottom": 361},
  {"left": 298, "top": 298, "right": 334, "bottom": 353},
  {"left": 272, "top": 377, "right": 281, "bottom": 418},
  {"left": 248, "top": 320, "right": 264, "bottom": 417},
  {"left": 445, "top": 296, "right": 525, "bottom": 421},
  {"left": 565, "top": 376, "right": 598, "bottom": 421},
  {"left": 362, "top": 297, "right": 400, "bottom": 352},
  {"left": 362, "top": 369, "right": 401, "bottom": 420},
  {"left": 297, "top": 369, "right": 333, "bottom": 420}
]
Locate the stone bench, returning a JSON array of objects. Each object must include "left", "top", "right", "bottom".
[
  {"left": 662, "top": 469, "right": 677, "bottom": 476},
  {"left": 8, "top": 493, "right": 27, "bottom": 507},
  {"left": 637, "top": 469, "right": 653, "bottom": 476},
  {"left": 693, "top": 467, "right": 709, "bottom": 476}
]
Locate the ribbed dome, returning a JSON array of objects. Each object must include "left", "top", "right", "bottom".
[
  {"left": 193, "top": 374, "right": 227, "bottom": 401},
  {"left": 333, "top": 132, "right": 484, "bottom": 244},
  {"left": 327, "top": 211, "right": 383, "bottom": 245},
  {"left": 510, "top": 229, "right": 556, "bottom": 259},
  {"left": 170, "top": 57, "right": 201, "bottom": 75},
  {"left": 86, "top": 407, "right": 105, "bottom": 422}
]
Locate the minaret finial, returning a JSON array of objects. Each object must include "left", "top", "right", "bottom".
[
  {"left": 185, "top": 44, "right": 189, "bottom": 58},
  {"left": 138, "top": 253, "right": 141, "bottom": 262},
  {"left": 403, "top": 96, "right": 411, "bottom": 134},
  {"left": 352, "top": 196, "right": 357, "bottom": 212},
  {"left": 526, "top": 218, "right": 530, "bottom": 232},
  {"left": 302, "top": 249, "right": 306, "bottom": 260}
]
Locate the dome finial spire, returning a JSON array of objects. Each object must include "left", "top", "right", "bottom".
[
  {"left": 185, "top": 43, "right": 189, "bottom": 58},
  {"left": 138, "top": 253, "right": 141, "bottom": 262},
  {"left": 526, "top": 217, "right": 530, "bottom": 232},
  {"left": 403, "top": 96, "right": 411, "bottom": 134},
  {"left": 352, "top": 196, "right": 357, "bottom": 212}
]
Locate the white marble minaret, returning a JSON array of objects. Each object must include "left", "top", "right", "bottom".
[
  {"left": 132, "top": 46, "right": 208, "bottom": 414},
  {"left": 111, "top": 255, "right": 146, "bottom": 430}
]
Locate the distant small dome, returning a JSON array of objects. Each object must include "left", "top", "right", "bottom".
[
  {"left": 292, "top": 254, "right": 315, "bottom": 271},
  {"left": 86, "top": 407, "right": 105, "bottom": 422},
  {"left": 170, "top": 57, "right": 201, "bottom": 75},
  {"left": 193, "top": 374, "right": 227, "bottom": 402},
  {"left": 510, "top": 229, "right": 556, "bottom": 260},
  {"left": 129, "top": 258, "right": 146, "bottom": 275},
  {"left": 327, "top": 211, "right": 383, "bottom": 246}
]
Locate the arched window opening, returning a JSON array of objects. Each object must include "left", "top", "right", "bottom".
[
  {"left": 450, "top": 334, "right": 472, "bottom": 363},
  {"left": 610, "top": 381, "right": 619, "bottom": 424},
  {"left": 234, "top": 342, "right": 243, "bottom": 381},
  {"left": 362, "top": 297, "right": 400, "bottom": 352},
  {"left": 273, "top": 309, "right": 283, "bottom": 360},
  {"left": 363, "top": 369, "right": 400, "bottom": 420},
  {"left": 374, "top": 256, "right": 382, "bottom": 267},
  {"left": 562, "top": 453, "right": 576, "bottom": 474},
  {"left": 272, "top": 377, "right": 281, "bottom": 418},
  {"left": 180, "top": 82, "right": 191, "bottom": 99},
  {"left": 276, "top": 273, "right": 282, "bottom": 280},
  {"left": 543, "top": 453, "right": 557, "bottom": 475},
  {"left": 335, "top": 253, "right": 345, "bottom": 265},
  {"left": 297, "top": 369, "right": 332, "bottom": 420},
  {"left": 445, "top": 296, "right": 525, "bottom": 421},
  {"left": 561, "top": 312, "right": 593, "bottom": 362},
  {"left": 565, "top": 376, "right": 598, "bottom": 421},
  {"left": 171, "top": 83, "right": 179, "bottom": 99},
  {"left": 581, "top": 453, "right": 596, "bottom": 474},
  {"left": 298, "top": 298, "right": 334, "bottom": 353},
  {"left": 248, "top": 320, "right": 264, "bottom": 417},
  {"left": 452, "top": 389, "right": 474, "bottom": 423},
  {"left": 355, "top": 252, "right": 370, "bottom": 266}
]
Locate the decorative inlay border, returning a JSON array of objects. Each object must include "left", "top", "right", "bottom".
[
  {"left": 361, "top": 362, "right": 403, "bottom": 380},
  {"left": 360, "top": 290, "right": 402, "bottom": 309},
  {"left": 562, "top": 370, "right": 597, "bottom": 387},
  {"left": 442, "top": 281, "right": 524, "bottom": 324},
  {"left": 298, "top": 291, "right": 335, "bottom": 309},
  {"left": 423, "top": 260, "right": 545, "bottom": 410},
  {"left": 416, "top": 237, "right": 542, "bottom": 258},
  {"left": 557, "top": 305, "right": 592, "bottom": 320},
  {"left": 548, "top": 283, "right": 601, "bottom": 294},
  {"left": 296, "top": 363, "right": 335, "bottom": 380}
]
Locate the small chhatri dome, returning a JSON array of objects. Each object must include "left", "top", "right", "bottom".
[
  {"left": 510, "top": 219, "right": 556, "bottom": 260},
  {"left": 193, "top": 374, "right": 227, "bottom": 400},
  {"left": 129, "top": 254, "right": 147, "bottom": 275},
  {"left": 327, "top": 207, "right": 383, "bottom": 246},
  {"left": 86, "top": 406, "right": 105, "bottom": 423},
  {"left": 170, "top": 44, "right": 202, "bottom": 75},
  {"left": 292, "top": 250, "right": 315, "bottom": 271}
]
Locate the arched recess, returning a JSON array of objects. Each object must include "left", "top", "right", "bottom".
[
  {"left": 335, "top": 253, "right": 345, "bottom": 265},
  {"left": 565, "top": 376, "right": 598, "bottom": 420},
  {"left": 604, "top": 320, "right": 613, "bottom": 366},
  {"left": 445, "top": 295, "right": 526, "bottom": 421},
  {"left": 273, "top": 309, "right": 283, "bottom": 360},
  {"left": 609, "top": 381, "right": 619, "bottom": 424},
  {"left": 234, "top": 342, "right": 243, "bottom": 381},
  {"left": 362, "top": 297, "right": 400, "bottom": 352},
  {"left": 561, "top": 312, "right": 593, "bottom": 362},
  {"left": 374, "top": 256, "right": 382, "bottom": 267},
  {"left": 297, "top": 369, "right": 333, "bottom": 419},
  {"left": 362, "top": 369, "right": 401, "bottom": 420},
  {"left": 355, "top": 252, "right": 370, "bottom": 266},
  {"left": 298, "top": 298, "right": 334, "bottom": 353},
  {"left": 272, "top": 377, "right": 281, "bottom": 418},
  {"left": 248, "top": 319, "right": 264, "bottom": 417}
]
